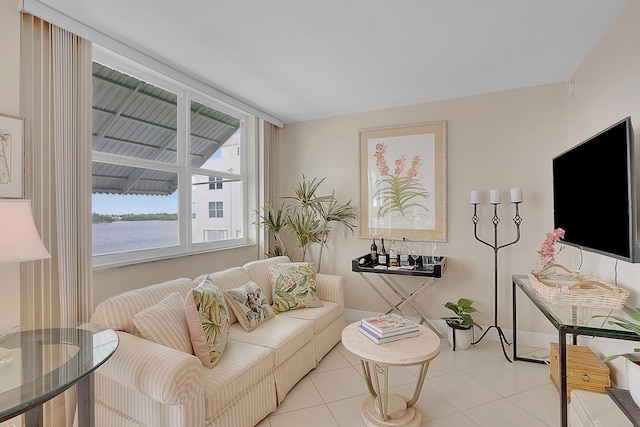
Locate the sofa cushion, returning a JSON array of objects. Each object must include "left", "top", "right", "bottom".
[
  {"left": 228, "top": 315, "right": 314, "bottom": 367},
  {"left": 275, "top": 300, "right": 342, "bottom": 334},
  {"left": 243, "top": 256, "right": 290, "bottom": 305},
  {"left": 269, "top": 262, "right": 322, "bottom": 313},
  {"left": 133, "top": 292, "right": 193, "bottom": 354},
  {"left": 185, "top": 277, "right": 230, "bottom": 368},
  {"left": 202, "top": 339, "right": 274, "bottom": 420},
  {"left": 223, "top": 281, "right": 275, "bottom": 332}
]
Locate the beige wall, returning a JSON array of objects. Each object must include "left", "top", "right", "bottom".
[
  {"left": 567, "top": 0, "right": 640, "bottom": 387},
  {"left": 93, "top": 245, "right": 261, "bottom": 306},
  {"left": 0, "top": 0, "right": 22, "bottom": 332},
  {"left": 276, "top": 83, "right": 568, "bottom": 337}
]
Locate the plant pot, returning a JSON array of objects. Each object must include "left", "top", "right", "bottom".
[
  {"left": 626, "top": 358, "right": 640, "bottom": 407},
  {"left": 447, "top": 325, "right": 474, "bottom": 351}
]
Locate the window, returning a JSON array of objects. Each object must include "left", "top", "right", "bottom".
[
  {"left": 209, "top": 201, "right": 223, "bottom": 218},
  {"left": 91, "top": 51, "right": 251, "bottom": 268},
  {"left": 209, "top": 177, "right": 223, "bottom": 190}
]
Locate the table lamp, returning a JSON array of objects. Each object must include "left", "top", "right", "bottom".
[{"left": 0, "top": 199, "right": 51, "bottom": 264}]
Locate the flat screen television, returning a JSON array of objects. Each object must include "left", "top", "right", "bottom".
[{"left": 553, "top": 116, "right": 638, "bottom": 263}]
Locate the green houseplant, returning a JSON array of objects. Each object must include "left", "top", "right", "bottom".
[
  {"left": 592, "top": 308, "right": 640, "bottom": 406},
  {"left": 442, "top": 298, "right": 483, "bottom": 351},
  {"left": 255, "top": 175, "right": 357, "bottom": 272}
]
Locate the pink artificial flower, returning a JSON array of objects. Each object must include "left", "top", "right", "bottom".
[{"left": 538, "top": 228, "right": 565, "bottom": 266}]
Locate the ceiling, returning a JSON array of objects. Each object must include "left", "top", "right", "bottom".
[{"left": 36, "top": 0, "right": 630, "bottom": 124}]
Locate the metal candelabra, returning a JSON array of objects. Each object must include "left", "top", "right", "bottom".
[{"left": 471, "top": 200, "right": 522, "bottom": 362}]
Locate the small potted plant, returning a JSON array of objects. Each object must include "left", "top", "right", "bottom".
[{"left": 442, "top": 298, "right": 483, "bottom": 351}]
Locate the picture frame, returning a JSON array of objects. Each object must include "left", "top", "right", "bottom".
[
  {"left": 0, "top": 113, "right": 24, "bottom": 198},
  {"left": 359, "top": 121, "right": 447, "bottom": 242}
]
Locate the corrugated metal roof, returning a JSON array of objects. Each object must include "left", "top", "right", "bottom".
[{"left": 92, "top": 62, "right": 240, "bottom": 195}]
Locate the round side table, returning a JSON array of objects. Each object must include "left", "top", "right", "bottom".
[{"left": 341, "top": 322, "right": 440, "bottom": 427}]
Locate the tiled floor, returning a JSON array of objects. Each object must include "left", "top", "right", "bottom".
[{"left": 256, "top": 331, "right": 561, "bottom": 427}]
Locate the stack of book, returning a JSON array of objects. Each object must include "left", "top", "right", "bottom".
[{"left": 358, "top": 313, "right": 420, "bottom": 344}]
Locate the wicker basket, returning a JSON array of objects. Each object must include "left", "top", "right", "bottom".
[{"left": 528, "top": 263, "right": 629, "bottom": 309}]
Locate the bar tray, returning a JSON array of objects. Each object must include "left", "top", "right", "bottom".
[{"left": 351, "top": 253, "right": 447, "bottom": 278}]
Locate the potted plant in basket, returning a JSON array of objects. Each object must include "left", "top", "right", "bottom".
[
  {"left": 442, "top": 298, "right": 483, "bottom": 351},
  {"left": 593, "top": 308, "right": 640, "bottom": 406}
]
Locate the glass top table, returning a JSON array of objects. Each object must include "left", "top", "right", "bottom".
[
  {"left": 0, "top": 325, "right": 119, "bottom": 427},
  {"left": 512, "top": 274, "right": 640, "bottom": 427}
]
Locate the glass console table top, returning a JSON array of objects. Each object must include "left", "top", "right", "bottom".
[
  {"left": 0, "top": 326, "right": 118, "bottom": 423},
  {"left": 513, "top": 274, "right": 640, "bottom": 340}
]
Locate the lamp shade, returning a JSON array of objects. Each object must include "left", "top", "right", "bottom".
[{"left": 0, "top": 199, "right": 51, "bottom": 264}]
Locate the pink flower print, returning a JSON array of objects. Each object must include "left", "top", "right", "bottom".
[
  {"left": 395, "top": 155, "right": 406, "bottom": 176},
  {"left": 283, "top": 275, "right": 297, "bottom": 291},
  {"left": 375, "top": 143, "right": 389, "bottom": 176},
  {"left": 405, "top": 155, "right": 421, "bottom": 184}
]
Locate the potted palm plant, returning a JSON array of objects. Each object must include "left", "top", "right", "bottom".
[
  {"left": 255, "top": 175, "right": 357, "bottom": 272},
  {"left": 442, "top": 298, "right": 483, "bottom": 350}
]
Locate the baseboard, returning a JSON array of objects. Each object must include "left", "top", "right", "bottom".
[{"left": 344, "top": 308, "right": 556, "bottom": 349}]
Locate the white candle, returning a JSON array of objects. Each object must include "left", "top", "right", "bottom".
[
  {"left": 490, "top": 189, "right": 501, "bottom": 204},
  {"left": 510, "top": 187, "right": 523, "bottom": 203},
  {"left": 470, "top": 190, "right": 482, "bottom": 204}
]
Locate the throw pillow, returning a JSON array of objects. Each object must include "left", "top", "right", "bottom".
[
  {"left": 223, "top": 281, "right": 275, "bottom": 332},
  {"left": 133, "top": 292, "right": 193, "bottom": 354},
  {"left": 185, "top": 276, "right": 230, "bottom": 368},
  {"left": 269, "top": 262, "right": 323, "bottom": 313}
]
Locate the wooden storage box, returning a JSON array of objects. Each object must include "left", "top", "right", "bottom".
[{"left": 550, "top": 342, "right": 610, "bottom": 401}]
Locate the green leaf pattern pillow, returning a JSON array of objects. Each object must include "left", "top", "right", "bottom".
[
  {"left": 185, "top": 277, "right": 230, "bottom": 368},
  {"left": 270, "top": 262, "right": 323, "bottom": 313}
]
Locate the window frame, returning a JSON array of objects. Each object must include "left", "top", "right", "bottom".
[{"left": 92, "top": 47, "right": 252, "bottom": 269}]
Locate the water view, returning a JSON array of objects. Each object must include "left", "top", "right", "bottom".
[{"left": 92, "top": 220, "right": 179, "bottom": 255}]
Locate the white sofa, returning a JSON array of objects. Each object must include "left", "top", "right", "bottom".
[{"left": 91, "top": 256, "right": 345, "bottom": 427}]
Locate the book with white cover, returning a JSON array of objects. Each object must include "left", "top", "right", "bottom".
[
  {"left": 360, "top": 313, "right": 419, "bottom": 336},
  {"left": 357, "top": 324, "right": 420, "bottom": 344}
]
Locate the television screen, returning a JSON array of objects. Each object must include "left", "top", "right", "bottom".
[{"left": 552, "top": 117, "right": 636, "bottom": 262}]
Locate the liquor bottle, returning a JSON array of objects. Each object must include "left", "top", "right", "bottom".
[
  {"left": 399, "top": 237, "right": 409, "bottom": 266},
  {"left": 389, "top": 240, "right": 399, "bottom": 267},
  {"left": 370, "top": 238, "right": 378, "bottom": 265},
  {"left": 378, "top": 238, "right": 388, "bottom": 266}
]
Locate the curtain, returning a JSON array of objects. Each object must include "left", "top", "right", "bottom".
[{"left": 20, "top": 13, "right": 93, "bottom": 427}]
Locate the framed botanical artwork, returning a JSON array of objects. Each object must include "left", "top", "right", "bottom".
[
  {"left": 359, "top": 121, "right": 447, "bottom": 242},
  {"left": 0, "top": 113, "right": 24, "bottom": 198}
]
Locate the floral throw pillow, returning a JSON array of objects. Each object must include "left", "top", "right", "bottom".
[
  {"left": 223, "top": 281, "right": 275, "bottom": 332},
  {"left": 185, "top": 276, "right": 230, "bottom": 368},
  {"left": 269, "top": 262, "right": 323, "bottom": 313}
]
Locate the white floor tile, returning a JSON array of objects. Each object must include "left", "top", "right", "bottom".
[
  {"left": 268, "top": 405, "right": 339, "bottom": 427},
  {"left": 308, "top": 365, "right": 369, "bottom": 402},
  {"left": 266, "top": 337, "right": 560, "bottom": 427},
  {"left": 464, "top": 398, "right": 550, "bottom": 427}
]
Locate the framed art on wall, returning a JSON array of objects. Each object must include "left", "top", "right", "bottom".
[
  {"left": 359, "top": 121, "right": 447, "bottom": 242},
  {"left": 0, "top": 113, "right": 24, "bottom": 198}
]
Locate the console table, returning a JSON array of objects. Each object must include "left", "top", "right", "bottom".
[
  {"left": 512, "top": 274, "right": 640, "bottom": 427},
  {"left": 352, "top": 254, "right": 447, "bottom": 337},
  {"left": 0, "top": 326, "right": 119, "bottom": 427}
]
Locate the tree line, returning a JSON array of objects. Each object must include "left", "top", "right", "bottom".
[{"left": 92, "top": 213, "right": 178, "bottom": 224}]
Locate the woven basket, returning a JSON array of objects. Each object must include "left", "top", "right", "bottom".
[{"left": 528, "top": 263, "right": 629, "bottom": 310}]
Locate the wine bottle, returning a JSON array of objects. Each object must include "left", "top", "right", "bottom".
[
  {"left": 378, "top": 238, "right": 388, "bottom": 266},
  {"left": 370, "top": 238, "right": 378, "bottom": 265},
  {"left": 389, "top": 240, "right": 399, "bottom": 267},
  {"left": 399, "top": 237, "right": 409, "bottom": 266}
]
